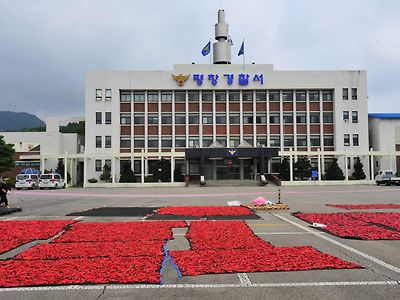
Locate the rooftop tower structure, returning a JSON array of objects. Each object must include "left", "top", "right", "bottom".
[{"left": 213, "top": 9, "right": 231, "bottom": 64}]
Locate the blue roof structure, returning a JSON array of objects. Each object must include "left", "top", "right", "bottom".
[
  {"left": 368, "top": 113, "right": 400, "bottom": 119},
  {"left": 19, "top": 168, "right": 40, "bottom": 175}
]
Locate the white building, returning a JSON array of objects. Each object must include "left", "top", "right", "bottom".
[{"left": 85, "top": 10, "right": 369, "bottom": 185}]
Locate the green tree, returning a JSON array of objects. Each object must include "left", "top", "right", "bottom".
[
  {"left": 60, "top": 122, "right": 85, "bottom": 136},
  {"left": 119, "top": 161, "right": 136, "bottom": 183},
  {"left": 352, "top": 157, "right": 366, "bottom": 180},
  {"left": 0, "top": 135, "right": 15, "bottom": 173},
  {"left": 279, "top": 157, "right": 290, "bottom": 181},
  {"left": 100, "top": 164, "right": 111, "bottom": 182},
  {"left": 294, "top": 156, "right": 312, "bottom": 180},
  {"left": 55, "top": 159, "right": 71, "bottom": 182},
  {"left": 174, "top": 166, "right": 184, "bottom": 182},
  {"left": 325, "top": 158, "right": 345, "bottom": 180},
  {"left": 151, "top": 159, "right": 171, "bottom": 182}
]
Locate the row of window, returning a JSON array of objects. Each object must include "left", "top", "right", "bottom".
[
  {"left": 344, "top": 134, "right": 359, "bottom": 146},
  {"left": 96, "top": 112, "right": 112, "bottom": 124},
  {"left": 343, "top": 111, "right": 358, "bottom": 123},
  {"left": 95, "top": 136, "right": 112, "bottom": 148},
  {"left": 118, "top": 90, "right": 336, "bottom": 103},
  {"left": 120, "top": 112, "right": 335, "bottom": 125},
  {"left": 95, "top": 159, "right": 111, "bottom": 172},
  {"left": 343, "top": 88, "right": 358, "bottom": 100},
  {"left": 96, "top": 89, "right": 112, "bottom": 101},
  {"left": 119, "top": 135, "right": 335, "bottom": 149}
]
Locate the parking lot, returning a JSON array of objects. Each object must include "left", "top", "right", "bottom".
[{"left": 1, "top": 185, "right": 400, "bottom": 300}]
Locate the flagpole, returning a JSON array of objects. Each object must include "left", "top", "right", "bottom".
[{"left": 242, "top": 39, "right": 245, "bottom": 69}]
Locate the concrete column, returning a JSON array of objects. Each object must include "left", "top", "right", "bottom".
[
  {"left": 370, "top": 148, "right": 374, "bottom": 180},
  {"left": 213, "top": 160, "right": 217, "bottom": 180},
  {"left": 83, "top": 157, "right": 87, "bottom": 188},
  {"left": 253, "top": 158, "right": 258, "bottom": 180},
  {"left": 344, "top": 154, "right": 348, "bottom": 181},
  {"left": 141, "top": 149, "right": 145, "bottom": 184},
  {"left": 64, "top": 152, "right": 68, "bottom": 187},
  {"left": 112, "top": 154, "right": 116, "bottom": 185},
  {"left": 171, "top": 153, "right": 175, "bottom": 183},
  {"left": 289, "top": 147, "right": 293, "bottom": 182}
]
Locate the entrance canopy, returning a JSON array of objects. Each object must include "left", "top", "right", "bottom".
[{"left": 185, "top": 147, "right": 279, "bottom": 160}]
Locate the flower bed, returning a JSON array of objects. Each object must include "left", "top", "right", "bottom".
[
  {"left": 170, "top": 246, "right": 361, "bottom": 276},
  {"left": 293, "top": 212, "right": 400, "bottom": 240},
  {"left": 326, "top": 204, "right": 400, "bottom": 210},
  {"left": 156, "top": 206, "right": 253, "bottom": 216},
  {"left": 0, "top": 256, "right": 163, "bottom": 287},
  {"left": 0, "top": 220, "right": 76, "bottom": 254},
  {"left": 186, "top": 221, "right": 273, "bottom": 250}
]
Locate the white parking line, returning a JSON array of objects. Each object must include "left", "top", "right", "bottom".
[
  {"left": 173, "top": 232, "right": 311, "bottom": 236},
  {"left": 0, "top": 281, "right": 397, "bottom": 292},
  {"left": 1, "top": 217, "right": 18, "bottom": 221},
  {"left": 73, "top": 216, "right": 84, "bottom": 220},
  {"left": 273, "top": 214, "right": 400, "bottom": 274},
  {"left": 237, "top": 273, "right": 252, "bottom": 285}
]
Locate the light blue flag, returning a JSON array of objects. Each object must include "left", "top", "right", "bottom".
[
  {"left": 201, "top": 41, "right": 211, "bottom": 56},
  {"left": 238, "top": 41, "right": 244, "bottom": 56}
]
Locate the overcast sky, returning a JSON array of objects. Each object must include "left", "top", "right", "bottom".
[{"left": 1, "top": 0, "right": 399, "bottom": 120}]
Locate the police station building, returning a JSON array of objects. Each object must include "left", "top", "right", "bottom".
[{"left": 85, "top": 10, "right": 369, "bottom": 186}]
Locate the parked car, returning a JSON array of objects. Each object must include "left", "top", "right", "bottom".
[
  {"left": 39, "top": 174, "right": 66, "bottom": 189},
  {"left": 15, "top": 174, "right": 39, "bottom": 190},
  {"left": 375, "top": 170, "right": 400, "bottom": 186}
]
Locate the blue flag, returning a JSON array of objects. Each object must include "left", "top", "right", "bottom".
[
  {"left": 238, "top": 41, "right": 244, "bottom": 56},
  {"left": 201, "top": 41, "right": 211, "bottom": 56}
]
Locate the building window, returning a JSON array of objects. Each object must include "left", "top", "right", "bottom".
[
  {"left": 189, "top": 113, "right": 199, "bottom": 124},
  {"left": 105, "top": 136, "right": 111, "bottom": 148},
  {"left": 256, "top": 136, "right": 267, "bottom": 147},
  {"left": 96, "top": 112, "right": 102, "bottom": 124},
  {"left": 216, "top": 113, "right": 226, "bottom": 124},
  {"left": 147, "top": 114, "right": 158, "bottom": 125},
  {"left": 96, "top": 136, "right": 102, "bottom": 148},
  {"left": 148, "top": 92, "right": 159, "bottom": 102},
  {"left": 270, "top": 113, "right": 280, "bottom": 124},
  {"left": 284, "top": 136, "right": 294, "bottom": 147},
  {"left": 188, "top": 91, "right": 199, "bottom": 102},
  {"left": 215, "top": 91, "right": 226, "bottom": 102},
  {"left": 353, "top": 134, "right": 359, "bottom": 146},
  {"left": 309, "top": 90, "right": 319, "bottom": 102},
  {"left": 343, "top": 88, "right": 349, "bottom": 100},
  {"left": 202, "top": 137, "right": 213, "bottom": 147},
  {"left": 270, "top": 136, "right": 280, "bottom": 147},
  {"left": 352, "top": 111, "right": 358, "bottom": 123},
  {"left": 134, "top": 138, "right": 145, "bottom": 148},
  {"left": 134, "top": 114, "right": 145, "bottom": 125},
  {"left": 256, "top": 91, "right": 266, "bottom": 101},
  {"left": 175, "top": 114, "right": 186, "bottom": 125},
  {"left": 310, "top": 135, "right": 320, "bottom": 147},
  {"left": 95, "top": 160, "right": 102, "bottom": 172},
  {"left": 161, "top": 138, "right": 172, "bottom": 148},
  {"left": 256, "top": 114, "right": 267, "bottom": 124},
  {"left": 282, "top": 91, "right": 293, "bottom": 101},
  {"left": 322, "top": 90, "right": 333, "bottom": 101},
  {"left": 105, "top": 159, "right": 111, "bottom": 169},
  {"left": 229, "top": 138, "right": 240, "bottom": 147},
  {"left": 120, "top": 137, "right": 131, "bottom": 148},
  {"left": 347, "top": 157, "right": 351, "bottom": 169},
  {"left": 202, "top": 91, "right": 213, "bottom": 102},
  {"left": 148, "top": 139, "right": 158, "bottom": 148},
  {"left": 189, "top": 137, "right": 199, "bottom": 148},
  {"left": 229, "top": 114, "right": 240, "bottom": 124},
  {"left": 324, "top": 135, "right": 334, "bottom": 146},
  {"left": 134, "top": 92, "right": 145, "bottom": 102},
  {"left": 243, "top": 114, "right": 253, "bottom": 124},
  {"left": 175, "top": 137, "right": 186, "bottom": 148},
  {"left": 309, "top": 112, "right": 320, "bottom": 123},
  {"left": 297, "top": 136, "right": 307, "bottom": 147},
  {"left": 296, "top": 113, "right": 307, "bottom": 124},
  {"left": 175, "top": 91, "right": 185, "bottom": 102},
  {"left": 352, "top": 88, "right": 358, "bottom": 100},
  {"left": 105, "top": 112, "right": 111, "bottom": 124},
  {"left": 120, "top": 113, "right": 131, "bottom": 125},
  {"left": 96, "top": 89, "right": 102, "bottom": 101},
  {"left": 283, "top": 113, "right": 293, "bottom": 124},
  {"left": 202, "top": 113, "right": 213, "bottom": 124},
  {"left": 161, "top": 114, "right": 172, "bottom": 124},
  {"left": 343, "top": 111, "right": 349, "bottom": 121},
  {"left": 296, "top": 91, "right": 306, "bottom": 102},
  {"left": 161, "top": 91, "right": 172, "bottom": 102},
  {"left": 323, "top": 112, "right": 333, "bottom": 123},
  {"left": 242, "top": 91, "right": 253, "bottom": 102},
  {"left": 120, "top": 91, "right": 131, "bottom": 102},
  {"left": 228, "top": 91, "right": 240, "bottom": 102},
  {"left": 105, "top": 89, "right": 112, "bottom": 101},
  {"left": 269, "top": 90, "right": 280, "bottom": 101},
  {"left": 344, "top": 134, "right": 350, "bottom": 146}
]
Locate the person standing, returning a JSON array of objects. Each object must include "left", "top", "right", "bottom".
[{"left": 0, "top": 176, "right": 11, "bottom": 208}]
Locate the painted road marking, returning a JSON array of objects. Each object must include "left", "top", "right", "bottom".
[
  {"left": 73, "top": 216, "right": 84, "bottom": 220},
  {"left": 1, "top": 217, "right": 18, "bottom": 221},
  {"left": 0, "top": 281, "right": 398, "bottom": 292},
  {"left": 273, "top": 214, "right": 400, "bottom": 274},
  {"left": 249, "top": 223, "right": 290, "bottom": 227},
  {"left": 237, "top": 273, "right": 252, "bottom": 286},
  {"left": 173, "top": 232, "right": 312, "bottom": 236}
]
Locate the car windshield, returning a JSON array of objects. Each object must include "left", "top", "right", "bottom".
[
  {"left": 40, "top": 175, "right": 52, "bottom": 179},
  {"left": 17, "top": 175, "right": 29, "bottom": 180}
]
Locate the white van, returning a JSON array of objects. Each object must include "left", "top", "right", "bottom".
[
  {"left": 15, "top": 174, "right": 39, "bottom": 190},
  {"left": 39, "top": 174, "right": 66, "bottom": 189}
]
